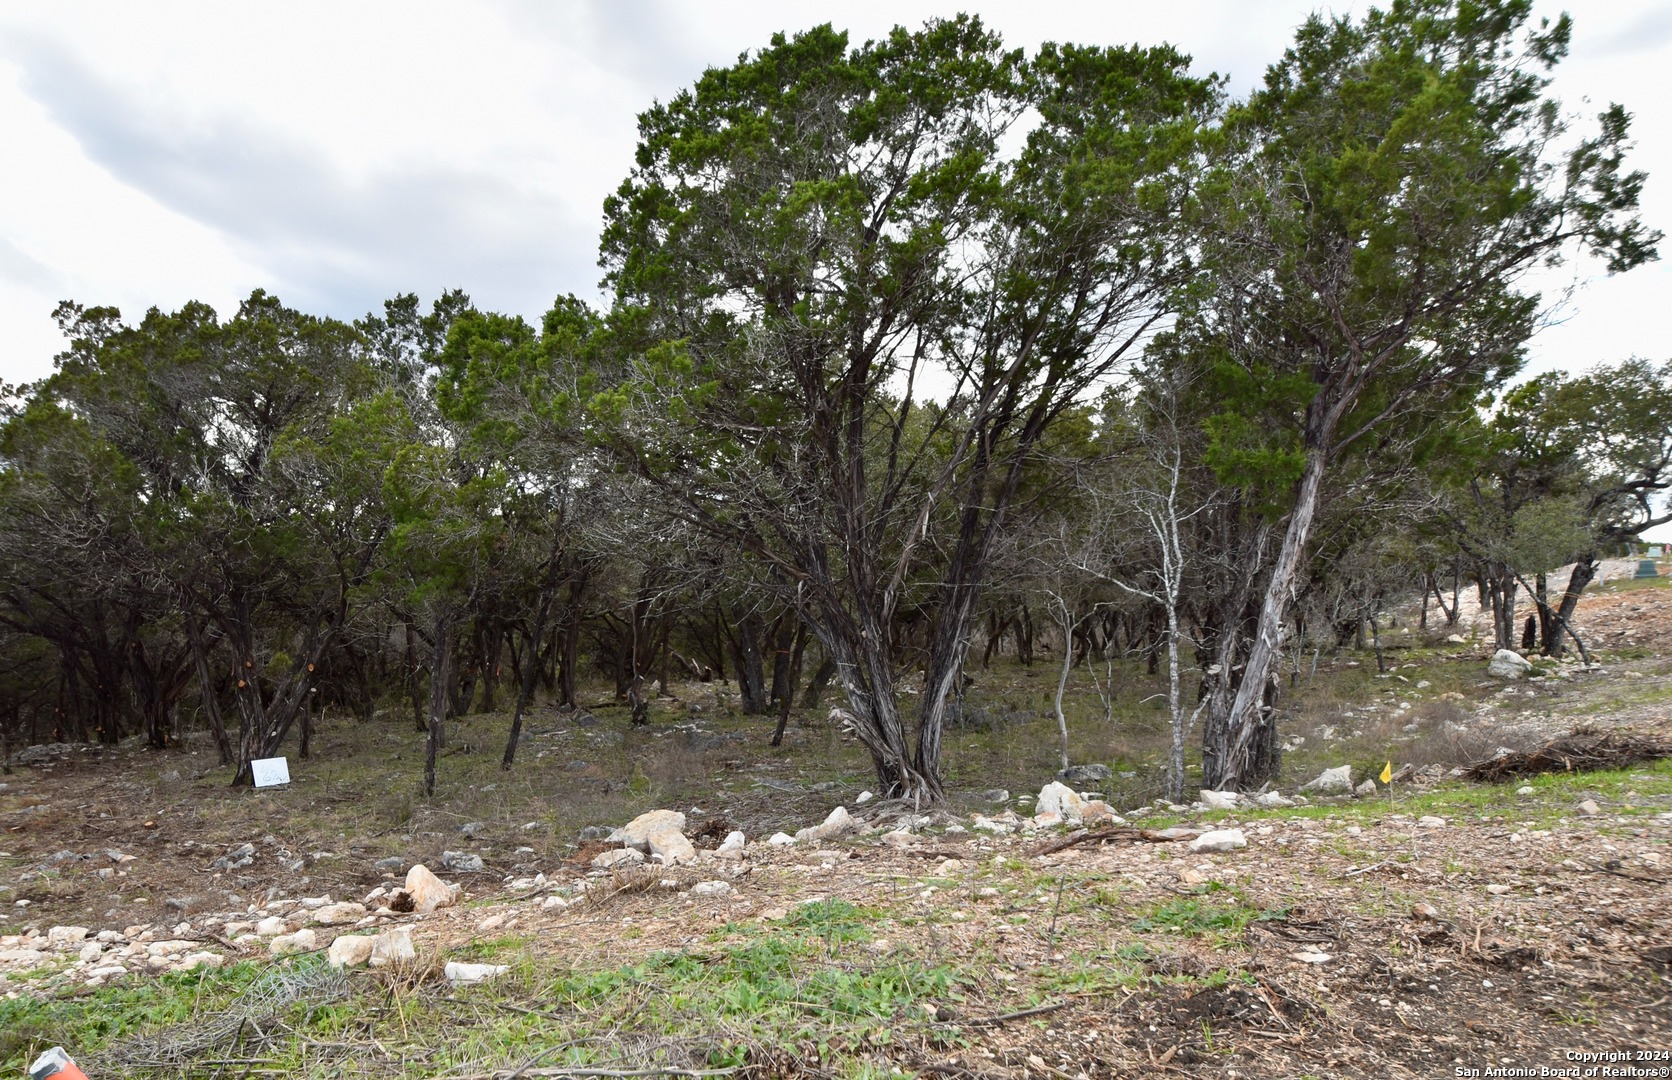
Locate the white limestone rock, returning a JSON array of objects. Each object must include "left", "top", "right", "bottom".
[
  {"left": 269, "top": 928, "right": 317, "bottom": 955},
  {"left": 311, "top": 902, "right": 367, "bottom": 926},
  {"left": 614, "top": 810, "right": 687, "bottom": 852},
  {"left": 327, "top": 934, "right": 376, "bottom": 968},
  {"left": 368, "top": 929, "right": 416, "bottom": 968},
  {"left": 648, "top": 828, "right": 696, "bottom": 866},
  {"left": 1488, "top": 649, "right": 1533, "bottom": 679},
  {"left": 1300, "top": 765, "right": 1354, "bottom": 795},
  {"left": 794, "top": 806, "right": 859, "bottom": 844},
  {"left": 592, "top": 848, "right": 645, "bottom": 870},
  {"left": 404, "top": 864, "right": 458, "bottom": 914},
  {"left": 444, "top": 961, "right": 508, "bottom": 985},
  {"left": 1188, "top": 828, "right": 1248, "bottom": 854},
  {"left": 1035, "top": 782, "right": 1085, "bottom": 824}
]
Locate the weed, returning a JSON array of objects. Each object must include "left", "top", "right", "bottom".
[{"left": 1130, "top": 888, "right": 1289, "bottom": 943}]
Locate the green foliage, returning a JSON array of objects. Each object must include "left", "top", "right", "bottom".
[{"left": 1130, "top": 887, "right": 1290, "bottom": 940}]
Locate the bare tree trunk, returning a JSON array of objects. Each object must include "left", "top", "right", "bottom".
[
  {"left": 1050, "top": 601, "right": 1075, "bottom": 771},
  {"left": 1203, "top": 450, "right": 1326, "bottom": 791}
]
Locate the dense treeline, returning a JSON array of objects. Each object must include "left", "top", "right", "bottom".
[{"left": 1, "top": 1, "right": 1667, "bottom": 799}]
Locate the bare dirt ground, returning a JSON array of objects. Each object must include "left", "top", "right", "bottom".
[{"left": 2, "top": 577, "right": 1670, "bottom": 1078}]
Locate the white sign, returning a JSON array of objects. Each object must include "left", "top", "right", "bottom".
[{"left": 250, "top": 757, "right": 291, "bottom": 788}]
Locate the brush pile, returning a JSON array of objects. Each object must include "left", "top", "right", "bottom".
[{"left": 1463, "top": 725, "right": 1672, "bottom": 783}]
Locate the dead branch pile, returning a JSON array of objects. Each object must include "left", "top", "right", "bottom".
[
  {"left": 94, "top": 959, "right": 349, "bottom": 1072},
  {"left": 1463, "top": 725, "right": 1672, "bottom": 783}
]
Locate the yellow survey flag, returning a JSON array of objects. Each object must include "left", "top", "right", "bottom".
[{"left": 1379, "top": 761, "right": 1393, "bottom": 784}]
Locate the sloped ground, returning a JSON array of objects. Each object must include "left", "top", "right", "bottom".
[{"left": 1, "top": 578, "right": 1669, "bottom": 1078}]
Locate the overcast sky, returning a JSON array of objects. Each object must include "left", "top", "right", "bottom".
[{"left": 2, "top": 1, "right": 1669, "bottom": 399}]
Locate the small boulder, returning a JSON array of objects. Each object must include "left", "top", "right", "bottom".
[
  {"left": 592, "top": 848, "right": 645, "bottom": 870},
  {"left": 714, "top": 831, "right": 747, "bottom": 860},
  {"left": 794, "top": 806, "right": 859, "bottom": 844},
  {"left": 615, "top": 810, "right": 687, "bottom": 852},
  {"left": 269, "top": 928, "right": 317, "bottom": 955},
  {"left": 855, "top": 790, "right": 875, "bottom": 805},
  {"left": 766, "top": 832, "right": 796, "bottom": 846},
  {"left": 880, "top": 830, "right": 917, "bottom": 849},
  {"left": 444, "top": 961, "right": 508, "bottom": 985},
  {"left": 1300, "top": 765, "right": 1353, "bottom": 795},
  {"left": 368, "top": 929, "right": 416, "bottom": 967},
  {"left": 692, "top": 880, "right": 733, "bottom": 897},
  {"left": 1080, "top": 801, "right": 1125, "bottom": 826},
  {"left": 255, "top": 916, "right": 290, "bottom": 937},
  {"left": 1354, "top": 779, "right": 1378, "bottom": 798},
  {"left": 1188, "top": 828, "right": 1248, "bottom": 854},
  {"left": 1035, "top": 782, "right": 1085, "bottom": 824},
  {"left": 1487, "top": 649, "right": 1533, "bottom": 679},
  {"left": 214, "top": 843, "right": 256, "bottom": 870},
  {"left": 175, "top": 951, "right": 222, "bottom": 972},
  {"left": 327, "top": 934, "right": 375, "bottom": 968},
  {"left": 1199, "top": 790, "right": 1239, "bottom": 811},
  {"left": 311, "top": 902, "right": 367, "bottom": 927},
  {"left": 980, "top": 788, "right": 1010, "bottom": 804},
  {"left": 648, "top": 828, "right": 696, "bottom": 866},
  {"left": 404, "top": 864, "right": 458, "bottom": 913},
  {"left": 1417, "top": 815, "right": 1446, "bottom": 828},
  {"left": 440, "top": 851, "right": 484, "bottom": 873},
  {"left": 374, "top": 856, "right": 405, "bottom": 873},
  {"left": 47, "top": 925, "right": 89, "bottom": 945},
  {"left": 1057, "top": 763, "right": 1111, "bottom": 787},
  {"left": 1578, "top": 799, "right": 1601, "bottom": 816},
  {"left": 1254, "top": 792, "right": 1294, "bottom": 808}
]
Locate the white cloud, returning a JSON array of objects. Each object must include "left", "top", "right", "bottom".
[{"left": 0, "top": 0, "right": 1664, "bottom": 389}]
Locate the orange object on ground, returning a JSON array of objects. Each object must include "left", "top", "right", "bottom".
[{"left": 28, "top": 1047, "right": 90, "bottom": 1079}]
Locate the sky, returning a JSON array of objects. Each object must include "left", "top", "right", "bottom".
[{"left": 1, "top": 1, "right": 1669, "bottom": 530}]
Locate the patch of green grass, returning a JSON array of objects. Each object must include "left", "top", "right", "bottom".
[
  {"left": 4, "top": 915, "right": 972, "bottom": 1079},
  {"left": 1038, "top": 947, "right": 1148, "bottom": 994},
  {"left": 0, "top": 961, "right": 268, "bottom": 1073},
  {"left": 1130, "top": 885, "right": 1289, "bottom": 943}
]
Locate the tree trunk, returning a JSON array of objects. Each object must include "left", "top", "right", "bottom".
[
  {"left": 1051, "top": 606, "right": 1075, "bottom": 771},
  {"left": 814, "top": 607, "right": 938, "bottom": 803},
  {"left": 404, "top": 623, "right": 427, "bottom": 732},
  {"left": 1545, "top": 553, "right": 1596, "bottom": 658},
  {"left": 770, "top": 623, "right": 808, "bottom": 748},
  {"left": 425, "top": 612, "right": 453, "bottom": 798},
  {"left": 768, "top": 614, "right": 796, "bottom": 707},
  {"left": 184, "top": 613, "right": 233, "bottom": 765},
  {"left": 502, "top": 580, "right": 559, "bottom": 769},
  {"left": 478, "top": 624, "right": 504, "bottom": 713},
  {"left": 801, "top": 655, "right": 836, "bottom": 708},
  {"left": 729, "top": 610, "right": 769, "bottom": 715},
  {"left": 1488, "top": 564, "right": 1518, "bottom": 652},
  {"left": 1533, "top": 573, "right": 1555, "bottom": 652},
  {"left": 1203, "top": 449, "right": 1327, "bottom": 791}
]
